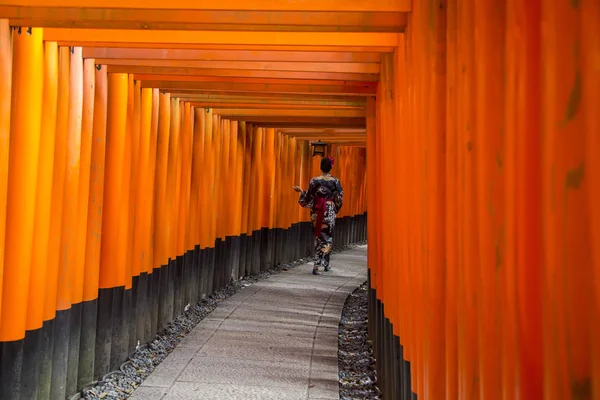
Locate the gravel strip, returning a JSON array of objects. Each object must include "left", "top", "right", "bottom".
[
  {"left": 80, "top": 242, "right": 365, "bottom": 400},
  {"left": 338, "top": 282, "right": 380, "bottom": 400}
]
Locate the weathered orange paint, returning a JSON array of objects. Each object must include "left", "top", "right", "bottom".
[
  {"left": 506, "top": 1, "right": 543, "bottom": 398},
  {"left": 542, "top": 1, "right": 592, "bottom": 399},
  {"left": 582, "top": 0, "right": 600, "bottom": 396},
  {"left": 457, "top": 1, "right": 478, "bottom": 397},
  {"left": 444, "top": 2, "right": 458, "bottom": 397},
  {"left": 473, "top": 1, "right": 504, "bottom": 398}
]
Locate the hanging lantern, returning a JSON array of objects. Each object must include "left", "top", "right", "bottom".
[{"left": 310, "top": 141, "right": 328, "bottom": 157}]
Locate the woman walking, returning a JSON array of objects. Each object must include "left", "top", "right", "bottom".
[{"left": 293, "top": 156, "right": 344, "bottom": 275}]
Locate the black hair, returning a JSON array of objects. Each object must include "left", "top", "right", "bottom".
[{"left": 320, "top": 157, "right": 332, "bottom": 173}]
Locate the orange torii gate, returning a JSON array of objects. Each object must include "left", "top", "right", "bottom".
[{"left": 1, "top": 1, "right": 600, "bottom": 400}]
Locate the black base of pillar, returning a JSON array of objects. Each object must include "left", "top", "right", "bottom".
[
  {"left": 0, "top": 339, "right": 23, "bottom": 399},
  {"left": 37, "top": 319, "right": 55, "bottom": 399},
  {"left": 109, "top": 287, "right": 126, "bottom": 372},
  {"left": 66, "top": 302, "right": 82, "bottom": 396},
  {"left": 20, "top": 326, "right": 42, "bottom": 400},
  {"left": 50, "top": 308, "right": 70, "bottom": 400},
  {"left": 368, "top": 277, "right": 415, "bottom": 400},
  {"left": 78, "top": 299, "right": 98, "bottom": 389}
]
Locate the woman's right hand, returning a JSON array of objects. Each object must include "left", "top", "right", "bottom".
[{"left": 293, "top": 186, "right": 302, "bottom": 193}]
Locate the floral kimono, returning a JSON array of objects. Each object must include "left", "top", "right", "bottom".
[{"left": 298, "top": 173, "right": 344, "bottom": 272}]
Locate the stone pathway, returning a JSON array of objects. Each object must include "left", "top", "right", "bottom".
[{"left": 129, "top": 246, "right": 367, "bottom": 400}]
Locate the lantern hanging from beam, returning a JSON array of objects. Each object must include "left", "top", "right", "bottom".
[{"left": 310, "top": 141, "right": 328, "bottom": 157}]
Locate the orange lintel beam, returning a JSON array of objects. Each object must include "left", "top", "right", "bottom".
[
  {"left": 183, "top": 93, "right": 365, "bottom": 104},
  {"left": 210, "top": 108, "right": 365, "bottom": 118},
  {"left": 278, "top": 128, "right": 366, "bottom": 133},
  {"left": 85, "top": 48, "right": 382, "bottom": 63},
  {"left": 225, "top": 116, "right": 364, "bottom": 124},
  {"left": 141, "top": 81, "right": 376, "bottom": 96},
  {"left": 4, "top": 8, "right": 407, "bottom": 32},
  {"left": 133, "top": 74, "right": 376, "bottom": 87},
  {"left": 323, "top": 142, "right": 366, "bottom": 147},
  {"left": 166, "top": 91, "right": 366, "bottom": 103},
  {"left": 281, "top": 132, "right": 367, "bottom": 137},
  {"left": 284, "top": 134, "right": 367, "bottom": 140},
  {"left": 78, "top": 44, "right": 395, "bottom": 53},
  {"left": 251, "top": 121, "right": 365, "bottom": 128},
  {"left": 2, "top": 0, "right": 411, "bottom": 12},
  {"left": 183, "top": 96, "right": 364, "bottom": 107},
  {"left": 288, "top": 139, "right": 367, "bottom": 144},
  {"left": 291, "top": 138, "right": 367, "bottom": 143},
  {"left": 43, "top": 29, "right": 400, "bottom": 48},
  {"left": 288, "top": 138, "right": 367, "bottom": 143},
  {"left": 189, "top": 103, "right": 362, "bottom": 110},
  {"left": 107, "top": 66, "right": 378, "bottom": 82},
  {"left": 97, "top": 59, "right": 379, "bottom": 74}
]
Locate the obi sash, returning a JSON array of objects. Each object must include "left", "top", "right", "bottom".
[{"left": 313, "top": 195, "right": 333, "bottom": 238}]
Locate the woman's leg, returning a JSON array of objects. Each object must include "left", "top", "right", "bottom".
[
  {"left": 313, "top": 236, "right": 323, "bottom": 274},
  {"left": 321, "top": 204, "right": 336, "bottom": 271},
  {"left": 320, "top": 228, "right": 333, "bottom": 271}
]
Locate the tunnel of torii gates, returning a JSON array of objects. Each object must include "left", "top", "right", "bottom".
[{"left": 0, "top": 0, "right": 598, "bottom": 399}]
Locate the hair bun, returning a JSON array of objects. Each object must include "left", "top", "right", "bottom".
[{"left": 326, "top": 156, "right": 335, "bottom": 166}]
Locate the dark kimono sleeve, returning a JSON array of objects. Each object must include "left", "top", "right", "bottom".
[
  {"left": 298, "top": 178, "right": 316, "bottom": 209},
  {"left": 334, "top": 179, "right": 344, "bottom": 213}
]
